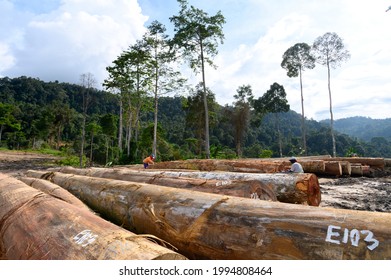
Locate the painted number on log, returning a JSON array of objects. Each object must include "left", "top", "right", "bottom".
[
  {"left": 73, "top": 229, "right": 98, "bottom": 247},
  {"left": 325, "top": 225, "right": 379, "bottom": 251},
  {"left": 216, "top": 180, "right": 232, "bottom": 186}
]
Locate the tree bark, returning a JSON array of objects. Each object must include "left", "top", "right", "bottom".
[
  {"left": 151, "top": 159, "right": 286, "bottom": 173},
  {"left": 24, "top": 171, "right": 391, "bottom": 260},
  {"left": 151, "top": 158, "right": 327, "bottom": 174},
  {"left": 324, "top": 161, "right": 342, "bottom": 177},
  {"left": 322, "top": 157, "right": 385, "bottom": 169},
  {"left": 327, "top": 61, "right": 337, "bottom": 158},
  {"left": 350, "top": 164, "right": 364, "bottom": 177},
  {"left": 299, "top": 67, "right": 307, "bottom": 155},
  {"left": 150, "top": 158, "right": 379, "bottom": 177},
  {"left": 0, "top": 174, "right": 186, "bottom": 260},
  {"left": 18, "top": 176, "right": 90, "bottom": 210},
  {"left": 53, "top": 166, "right": 322, "bottom": 205},
  {"left": 339, "top": 161, "right": 352, "bottom": 176}
]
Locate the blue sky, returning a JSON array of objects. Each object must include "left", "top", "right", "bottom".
[{"left": 1, "top": 0, "right": 390, "bottom": 121}]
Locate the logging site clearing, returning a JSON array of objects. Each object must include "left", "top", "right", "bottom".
[
  {"left": 1, "top": 150, "right": 391, "bottom": 260},
  {"left": 1, "top": 151, "right": 389, "bottom": 213}
]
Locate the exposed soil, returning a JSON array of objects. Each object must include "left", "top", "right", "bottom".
[
  {"left": 0, "top": 150, "right": 61, "bottom": 176},
  {"left": 319, "top": 176, "right": 391, "bottom": 212},
  {"left": 1, "top": 150, "right": 390, "bottom": 213}
]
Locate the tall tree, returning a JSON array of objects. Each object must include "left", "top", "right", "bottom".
[
  {"left": 254, "top": 83, "right": 290, "bottom": 157},
  {"left": 170, "top": 0, "right": 225, "bottom": 159},
  {"left": 281, "top": 43, "right": 315, "bottom": 155},
  {"left": 183, "top": 83, "right": 218, "bottom": 156},
  {"left": 100, "top": 113, "right": 118, "bottom": 164},
  {"left": 79, "top": 72, "right": 96, "bottom": 167},
  {"left": 86, "top": 120, "right": 102, "bottom": 166},
  {"left": 143, "top": 20, "right": 185, "bottom": 158},
  {"left": 312, "top": 32, "right": 350, "bottom": 157},
  {"left": 233, "top": 85, "right": 253, "bottom": 158},
  {"left": 105, "top": 41, "right": 154, "bottom": 160}
]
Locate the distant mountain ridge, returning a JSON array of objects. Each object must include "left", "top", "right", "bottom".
[{"left": 321, "top": 117, "right": 391, "bottom": 142}]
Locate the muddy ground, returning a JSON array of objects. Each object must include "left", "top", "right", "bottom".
[{"left": 1, "top": 150, "right": 390, "bottom": 213}]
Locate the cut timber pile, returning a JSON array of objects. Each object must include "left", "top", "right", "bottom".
[
  {"left": 0, "top": 173, "right": 186, "bottom": 260},
  {"left": 53, "top": 166, "right": 321, "bottom": 206},
  {"left": 149, "top": 157, "right": 386, "bottom": 177},
  {"left": 25, "top": 170, "right": 391, "bottom": 260}
]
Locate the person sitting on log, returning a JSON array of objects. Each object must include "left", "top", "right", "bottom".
[
  {"left": 287, "top": 157, "right": 304, "bottom": 173},
  {"left": 143, "top": 154, "right": 155, "bottom": 169}
]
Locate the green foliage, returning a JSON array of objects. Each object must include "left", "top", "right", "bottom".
[
  {"left": 330, "top": 117, "right": 391, "bottom": 142},
  {"left": 281, "top": 43, "right": 315, "bottom": 78},
  {"left": 1, "top": 75, "right": 390, "bottom": 162},
  {"left": 170, "top": 0, "right": 225, "bottom": 158},
  {"left": 169, "top": 0, "right": 226, "bottom": 72},
  {"left": 59, "top": 155, "right": 87, "bottom": 167},
  {"left": 345, "top": 147, "right": 359, "bottom": 157},
  {"left": 259, "top": 150, "right": 273, "bottom": 158}
]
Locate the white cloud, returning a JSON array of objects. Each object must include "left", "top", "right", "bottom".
[
  {"left": 0, "top": 43, "right": 15, "bottom": 72},
  {"left": 1, "top": 0, "right": 390, "bottom": 121},
  {"left": 0, "top": 0, "right": 148, "bottom": 87},
  {"left": 202, "top": 1, "right": 391, "bottom": 120}
]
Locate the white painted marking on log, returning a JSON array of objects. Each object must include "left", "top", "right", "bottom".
[
  {"left": 73, "top": 229, "right": 98, "bottom": 247},
  {"left": 325, "top": 225, "right": 379, "bottom": 250},
  {"left": 215, "top": 180, "right": 232, "bottom": 186},
  {"left": 250, "top": 192, "right": 259, "bottom": 199}
]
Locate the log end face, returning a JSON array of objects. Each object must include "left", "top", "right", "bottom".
[{"left": 307, "top": 173, "right": 321, "bottom": 206}]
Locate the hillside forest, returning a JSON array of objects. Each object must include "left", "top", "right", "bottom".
[
  {"left": 1, "top": 1, "right": 390, "bottom": 166},
  {"left": 0, "top": 76, "right": 390, "bottom": 167}
]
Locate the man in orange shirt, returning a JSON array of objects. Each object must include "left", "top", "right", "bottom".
[{"left": 143, "top": 154, "right": 155, "bottom": 169}]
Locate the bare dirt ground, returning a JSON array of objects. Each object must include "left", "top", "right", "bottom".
[
  {"left": 0, "top": 150, "right": 60, "bottom": 176},
  {"left": 1, "top": 150, "right": 390, "bottom": 213}
]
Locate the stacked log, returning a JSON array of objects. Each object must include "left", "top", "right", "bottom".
[
  {"left": 53, "top": 166, "right": 321, "bottom": 206},
  {"left": 18, "top": 176, "right": 90, "bottom": 210},
  {"left": 323, "top": 157, "right": 385, "bottom": 169},
  {"left": 0, "top": 173, "right": 186, "bottom": 260},
  {"left": 324, "top": 161, "right": 343, "bottom": 177},
  {"left": 321, "top": 157, "right": 384, "bottom": 177},
  {"left": 150, "top": 158, "right": 333, "bottom": 175},
  {"left": 150, "top": 158, "right": 285, "bottom": 173},
  {"left": 24, "top": 170, "right": 391, "bottom": 260},
  {"left": 150, "top": 157, "right": 385, "bottom": 177}
]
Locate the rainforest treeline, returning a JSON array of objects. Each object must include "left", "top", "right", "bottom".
[{"left": 0, "top": 76, "right": 390, "bottom": 166}]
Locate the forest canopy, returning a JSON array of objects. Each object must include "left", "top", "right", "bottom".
[{"left": 0, "top": 76, "right": 390, "bottom": 166}]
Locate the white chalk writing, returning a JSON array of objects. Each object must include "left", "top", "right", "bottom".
[
  {"left": 73, "top": 229, "right": 98, "bottom": 247},
  {"left": 250, "top": 193, "right": 259, "bottom": 199},
  {"left": 215, "top": 180, "right": 232, "bottom": 186},
  {"left": 325, "top": 225, "right": 379, "bottom": 251}
]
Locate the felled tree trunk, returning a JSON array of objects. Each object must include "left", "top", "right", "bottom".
[
  {"left": 54, "top": 166, "right": 320, "bottom": 206},
  {"left": 151, "top": 158, "right": 384, "bottom": 177},
  {"left": 350, "top": 164, "right": 364, "bottom": 177},
  {"left": 25, "top": 170, "right": 391, "bottom": 260},
  {"left": 151, "top": 159, "right": 332, "bottom": 176},
  {"left": 324, "top": 161, "right": 342, "bottom": 177},
  {"left": 52, "top": 166, "right": 277, "bottom": 202},
  {"left": 18, "top": 176, "right": 90, "bottom": 210},
  {"left": 339, "top": 161, "right": 352, "bottom": 176},
  {"left": 151, "top": 159, "right": 284, "bottom": 173},
  {"left": 0, "top": 174, "right": 186, "bottom": 260},
  {"left": 326, "top": 157, "right": 385, "bottom": 169}
]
